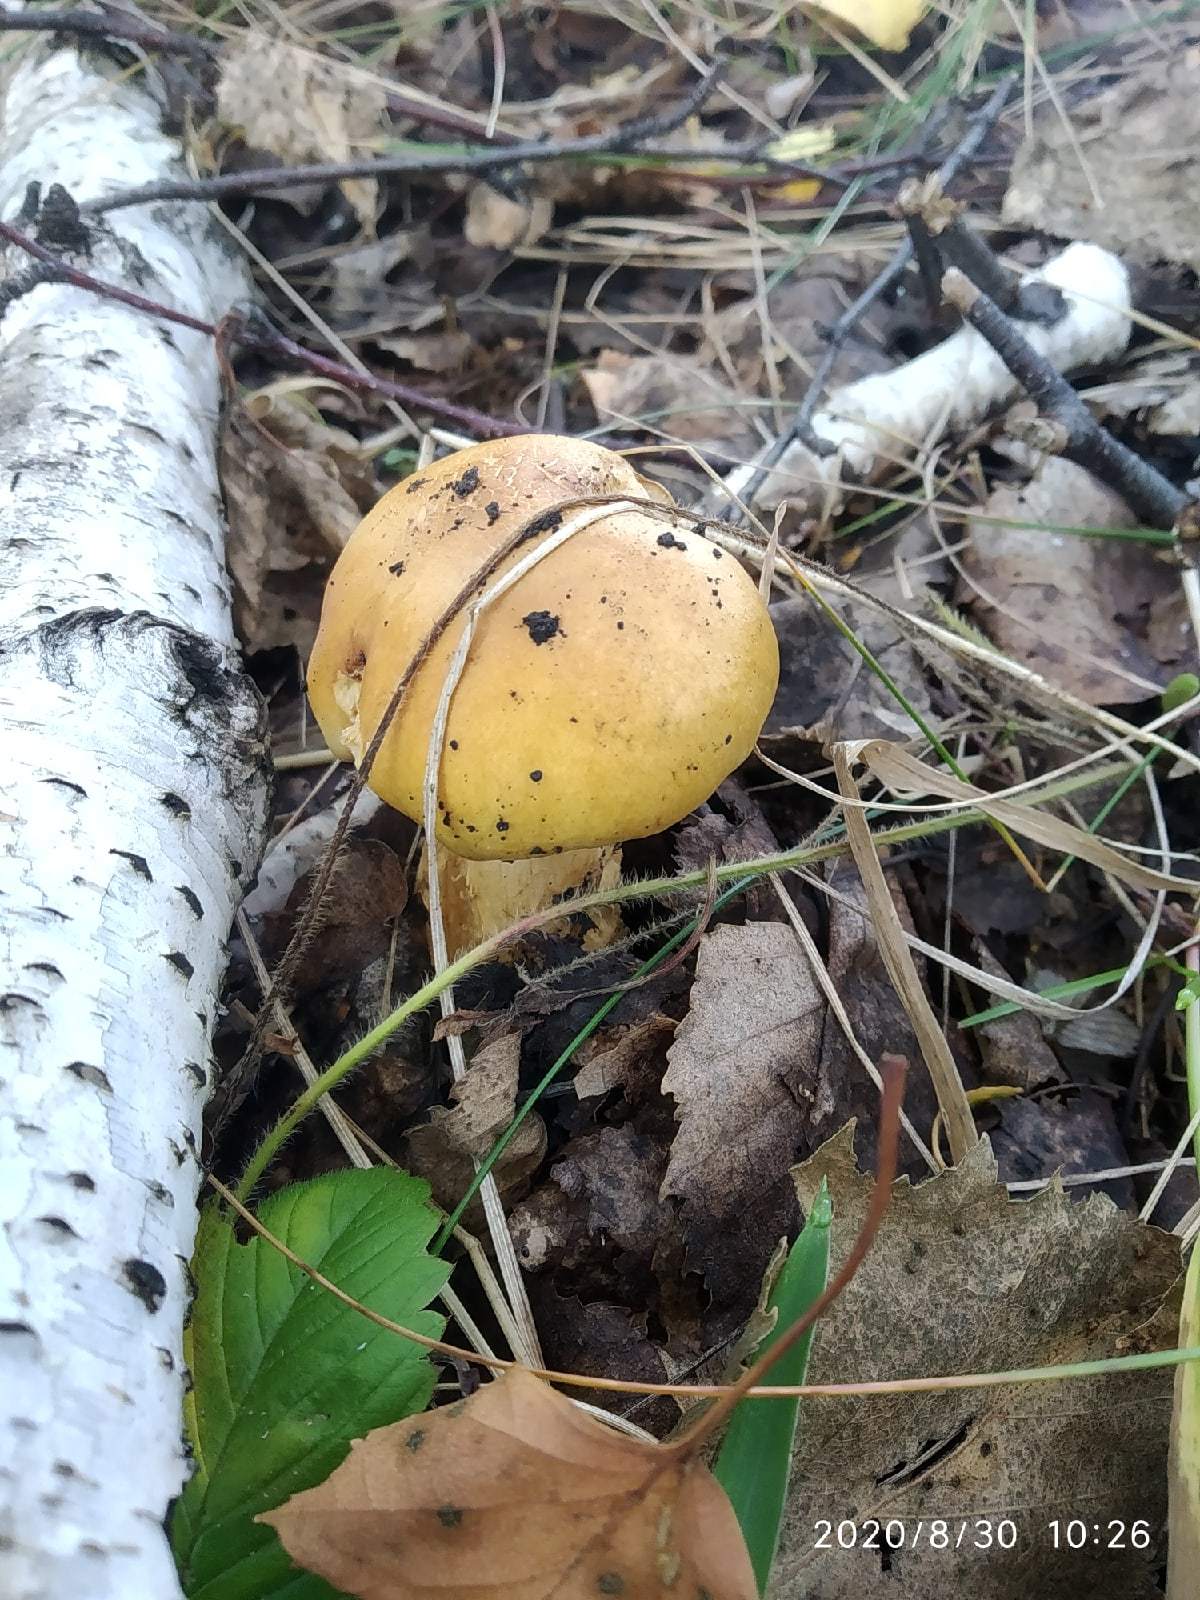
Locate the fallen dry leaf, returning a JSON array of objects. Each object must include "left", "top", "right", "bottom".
[
  {"left": 405, "top": 1033, "right": 546, "bottom": 1222},
  {"left": 764, "top": 597, "right": 934, "bottom": 747},
  {"left": 580, "top": 351, "right": 760, "bottom": 459},
  {"left": 375, "top": 329, "right": 475, "bottom": 375},
  {"left": 329, "top": 233, "right": 421, "bottom": 325},
  {"left": 511, "top": 1124, "right": 668, "bottom": 1276},
  {"left": 221, "top": 392, "right": 378, "bottom": 655},
  {"left": 968, "top": 943, "right": 1062, "bottom": 1093},
  {"left": 776, "top": 1127, "right": 1183, "bottom": 1598},
  {"left": 959, "top": 456, "right": 1188, "bottom": 704},
  {"left": 464, "top": 182, "right": 555, "bottom": 250},
  {"left": 1003, "top": 53, "right": 1200, "bottom": 275},
  {"left": 573, "top": 1013, "right": 678, "bottom": 1101},
  {"left": 988, "top": 1088, "right": 1135, "bottom": 1208},
  {"left": 262, "top": 1364, "right": 757, "bottom": 1600},
  {"left": 661, "top": 922, "right": 823, "bottom": 1308},
  {"left": 217, "top": 36, "right": 387, "bottom": 224},
  {"left": 262, "top": 836, "right": 408, "bottom": 989},
  {"left": 810, "top": 859, "right": 943, "bottom": 1168}
]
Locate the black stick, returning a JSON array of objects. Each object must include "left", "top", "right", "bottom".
[{"left": 942, "top": 267, "right": 1188, "bottom": 532}]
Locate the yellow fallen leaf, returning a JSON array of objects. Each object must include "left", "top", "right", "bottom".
[
  {"left": 763, "top": 178, "right": 823, "bottom": 202},
  {"left": 808, "top": 0, "right": 930, "bottom": 52},
  {"left": 262, "top": 1365, "right": 757, "bottom": 1600}
]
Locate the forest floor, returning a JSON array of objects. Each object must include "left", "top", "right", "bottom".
[{"left": 76, "top": 1, "right": 1200, "bottom": 1595}]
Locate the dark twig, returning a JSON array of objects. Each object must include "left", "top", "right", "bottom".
[
  {"left": 0, "top": 259, "right": 70, "bottom": 316},
  {"left": 900, "top": 176, "right": 1066, "bottom": 326},
  {"left": 711, "top": 73, "right": 1016, "bottom": 521},
  {"left": 942, "top": 267, "right": 1189, "bottom": 532},
  {"left": 0, "top": 214, "right": 518, "bottom": 437},
  {"left": 228, "top": 310, "right": 519, "bottom": 439},
  {"left": 0, "top": 2, "right": 212, "bottom": 58},
  {"left": 900, "top": 205, "right": 946, "bottom": 319},
  {"left": 0, "top": 214, "right": 214, "bottom": 331},
  {"left": 81, "top": 55, "right": 728, "bottom": 214}
]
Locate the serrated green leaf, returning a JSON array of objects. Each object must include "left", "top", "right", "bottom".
[
  {"left": 714, "top": 1181, "right": 832, "bottom": 1596},
  {"left": 172, "top": 1168, "right": 449, "bottom": 1600}
]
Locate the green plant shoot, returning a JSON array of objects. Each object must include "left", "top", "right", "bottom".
[{"left": 714, "top": 1181, "right": 833, "bottom": 1595}]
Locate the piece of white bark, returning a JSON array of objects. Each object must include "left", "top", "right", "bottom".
[
  {"left": 0, "top": 41, "right": 268, "bottom": 1600},
  {"left": 724, "top": 240, "right": 1131, "bottom": 514}
]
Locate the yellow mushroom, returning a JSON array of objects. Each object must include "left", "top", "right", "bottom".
[{"left": 307, "top": 434, "right": 779, "bottom": 947}]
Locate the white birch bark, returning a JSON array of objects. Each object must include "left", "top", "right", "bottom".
[{"left": 0, "top": 40, "right": 269, "bottom": 1600}]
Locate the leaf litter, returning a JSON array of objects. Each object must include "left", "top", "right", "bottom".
[
  {"left": 779, "top": 1128, "right": 1183, "bottom": 1600},
  {"left": 191, "top": 6, "right": 1200, "bottom": 1597}
]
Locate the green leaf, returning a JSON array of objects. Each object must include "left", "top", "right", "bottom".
[
  {"left": 714, "top": 1181, "right": 832, "bottom": 1596},
  {"left": 172, "top": 1168, "right": 449, "bottom": 1600}
]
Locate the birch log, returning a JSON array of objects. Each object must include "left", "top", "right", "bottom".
[{"left": 0, "top": 39, "right": 269, "bottom": 1600}]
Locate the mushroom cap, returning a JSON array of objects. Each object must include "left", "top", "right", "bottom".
[{"left": 307, "top": 435, "right": 779, "bottom": 861}]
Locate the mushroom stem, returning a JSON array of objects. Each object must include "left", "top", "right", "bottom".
[{"left": 421, "top": 843, "right": 624, "bottom": 961}]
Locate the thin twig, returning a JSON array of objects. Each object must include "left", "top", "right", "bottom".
[
  {"left": 231, "top": 309, "right": 519, "bottom": 440},
  {"left": 81, "top": 56, "right": 728, "bottom": 214},
  {"left": 0, "top": 2, "right": 212, "bottom": 58},
  {"left": 0, "top": 214, "right": 516, "bottom": 437}
]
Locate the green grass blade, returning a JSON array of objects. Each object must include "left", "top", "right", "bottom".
[{"left": 714, "top": 1181, "right": 833, "bottom": 1595}]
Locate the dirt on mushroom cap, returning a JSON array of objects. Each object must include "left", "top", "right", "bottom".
[{"left": 306, "top": 435, "right": 779, "bottom": 860}]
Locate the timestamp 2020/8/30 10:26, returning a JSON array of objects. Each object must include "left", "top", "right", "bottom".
[{"left": 809, "top": 1517, "right": 1154, "bottom": 1553}]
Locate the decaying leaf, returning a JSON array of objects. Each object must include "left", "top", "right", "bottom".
[
  {"left": 580, "top": 351, "right": 761, "bottom": 458},
  {"left": 221, "top": 392, "right": 378, "bottom": 654},
  {"left": 262, "top": 1365, "right": 757, "bottom": 1600},
  {"left": 959, "top": 456, "right": 1188, "bottom": 704},
  {"left": 775, "top": 1128, "right": 1183, "bottom": 1598},
  {"left": 329, "top": 232, "right": 422, "bottom": 324},
  {"left": 573, "top": 1013, "right": 678, "bottom": 1100},
  {"left": 764, "top": 597, "right": 934, "bottom": 747},
  {"left": 464, "top": 182, "right": 555, "bottom": 250},
  {"left": 512, "top": 1123, "right": 668, "bottom": 1275},
  {"left": 216, "top": 36, "right": 387, "bottom": 223},
  {"left": 661, "top": 922, "right": 823, "bottom": 1307},
  {"left": 806, "top": 0, "right": 930, "bottom": 52},
  {"left": 405, "top": 1033, "right": 546, "bottom": 1222},
  {"left": 810, "top": 860, "right": 943, "bottom": 1168},
  {"left": 1003, "top": 53, "right": 1200, "bottom": 275},
  {"left": 265, "top": 835, "right": 408, "bottom": 989},
  {"left": 968, "top": 943, "right": 1062, "bottom": 1093}
]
